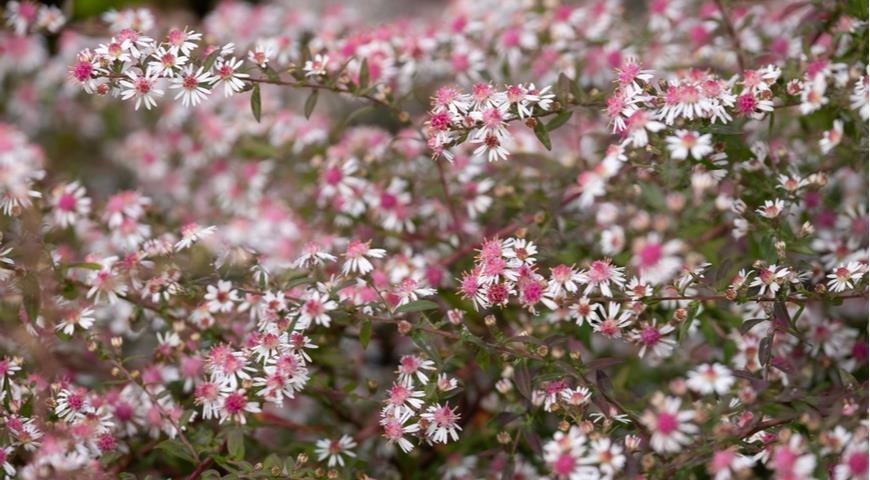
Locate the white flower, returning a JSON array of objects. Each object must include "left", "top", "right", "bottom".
[
  {"left": 204, "top": 280, "right": 240, "bottom": 313},
  {"left": 826, "top": 262, "right": 865, "bottom": 293},
  {"left": 171, "top": 66, "right": 214, "bottom": 107},
  {"left": 55, "top": 307, "right": 95, "bottom": 335},
  {"left": 119, "top": 71, "right": 164, "bottom": 110},
  {"left": 174, "top": 223, "right": 216, "bottom": 251},
  {"left": 315, "top": 434, "right": 357, "bottom": 467},
  {"left": 642, "top": 394, "right": 698, "bottom": 453},
  {"left": 381, "top": 410, "right": 420, "bottom": 453},
  {"left": 295, "top": 290, "right": 337, "bottom": 329},
  {"left": 756, "top": 199, "right": 785, "bottom": 219},
  {"left": 687, "top": 363, "right": 735, "bottom": 395},
  {"left": 304, "top": 54, "right": 330, "bottom": 77},
  {"left": 421, "top": 403, "right": 462, "bottom": 444},
  {"left": 819, "top": 119, "right": 843, "bottom": 154},
  {"left": 50, "top": 181, "right": 91, "bottom": 229},
  {"left": 666, "top": 130, "right": 714, "bottom": 160},
  {"left": 341, "top": 240, "right": 386, "bottom": 276},
  {"left": 212, "top": 57, "right": 249, "bottom": 97}
]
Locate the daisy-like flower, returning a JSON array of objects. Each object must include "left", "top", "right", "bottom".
[
  {"left": 547, "top": 264, "right": 583, "bottom": 296},
  {"left": 50, "top": 181, "right": 91, "bottom": 229},
  {"left": 632, "top": 320, "right": 676, "bottom": 358},
  {"left": 641, "top": 393, "right": 699, "bottom": 453},
  {"left": 503, "top": 237, "right": 538, "bottom": 266},
  {"left": 591, "top": 302, "right": 633, "bottom": 339},
  {"left": 247, "top": 41, "right": 275, "bottom": 68},
  {"left": 569, "top": 296, "right": 600, "bottom": 326},
  {"left": 217, "top": 389, "right": 261, "bottom": 424},
  {"left": 147, "top": 46, "right": 188, "bottom": 77},
  {"left": 206, "top": 345, "right": 254, "bottom": 390},
  {"left": 707, "top": 447, "right": 754, "bottom": 480},
  {"left": 174, "top": 222, "right": 216, "bottom": 250},
  {"left": 686, "top": 363, "right": 735, "bottom": 395},
  {"left": 119, "top": 71, "right": 164, "bottom": 110},
  {"left": 55, "top": 306, "right": 95, "bottom": 336},
  {"left": 421, "top": 403, "right": 462, "bottom": 444},
  {"left": 87, "top": 256, "right": 127, "bottom": 304},
  {"left": 396, "top": 355, "right": 436, "bottom": 385},
  {"left": 826, "top": 262, "right": 865, "bottom": 293},
  {"left": 561, "top": 386, "right": 591, "bottom": 406},
  {"left": 749, "top": 264, "right": 790, "bottom": 297},
  {"left": 819, "top": 119, "right": 844, "bottom": 154},
  {"left": 341, "top": 239, "right": 386, "bottom": 276},
  {"left": 55, "top": 388, "right": 92, "bottom": 421},
  {"left": 632, "top": 234, "right": 683, "bottom": 286},
  {"left": 204, "top": 280, "right": 240, "bottom": 313},
  {"left": 381, "top": 410, "right": 420, "bottom": 453},
  {"left": 756, "top": 199, "right": 785, "bottom": 219},
  {"left": 292, "top": 242, "right": 337, "bottom": 269},
  {"left": 777, "top": 173, "right": 808, "bottom": 193},
  {"left": 171, "top": 66, "right": 214, "bottom": 107},
  {"left": 666, "top": 130, "right": 713, "bottom": 160},
  {"left": 623, "top": 110, "right": 665, "bottom": 148},
  {"left": 849, "top": 74, "right": 869, "bottom": 120},
  {"left": 769, "top": 434, "right": 817, "bottom": 479},
  {"left": 383, "top": 382, "right": 425, "bottom": 416},
  {"left": 436, "top": 373, "right": 458, "bottom": 392},
  {"left": 166, "top": 27, "right": 201, "bottom": 56},
  {"left": 0, "top": 445, "right": 14, "bottom": 478},
  {"left": 625, "top": 277, "right": 652, "bottom": 300},
  {"left": 212, "top": 57, "right": 249, "bottom": 97},
  {"left": 315, "top": 434, "right": 357, "bottom": 467},
  {"left": 295, "top": 290, "right": 337, "bottom": 329},
  {"left": 799, "top": 75, "right": 829, "bottom": 115},
  {"left": 579, "top": 258, "right": 626, "bottom": 297},
  {"left": 543, "top": 426, "right": 599, "bottom": 479},
  {"left": 304, "top": 54, "right": 330, "bottom": 77}
]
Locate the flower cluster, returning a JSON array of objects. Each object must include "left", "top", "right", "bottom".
[{"left": 0, "top": 0, "right": 867, "bottom": 478}]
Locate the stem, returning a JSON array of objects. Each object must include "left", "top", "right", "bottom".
[{"left": 714, "top": 0, "right": 747, "bottom": 72}]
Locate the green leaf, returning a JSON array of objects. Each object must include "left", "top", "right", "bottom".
[
  {"left": 395, "top": 299, "right": 439, "bottom": 314},
  {"left": 202, "top": 49, "right": 221, "bottom": 72},
  {"left": 532, "top": 120, "right": 551, "bottom": 150},
  {"left": 357, "top": 58, "right": 369, "bottom": 91},
  {"left": 64, "top": 262, "right": 102, "bottom": 270},
  {"left": 227, "top": 428, "right": 245, "bottom": 461},
  {"left": 359, "top": 319, "right": 372, "bottom": 350},
  {"left": 847, "top": 0, "right": 868, "bottom": 20},
  {"left": 546, "top": 110, "right": 573, "bottom": 131},
  {"left": 21, "top": 272, "right": 40, "bottom": 323},
  {"left": 304, "top": 89, "right": 319, "bottom": 119},
  {"left": 250, "top": 84, "right": 261, "bottom": 122},
  {"left": 156, "top": 439, "right": 196, "bottom": 464}
]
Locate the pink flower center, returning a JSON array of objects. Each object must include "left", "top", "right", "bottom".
[
  {"left": 552, "top": 453, "right": 576, "bottom": 475},
  {"left": 638, "top": 243, "right": 663, "bottom": 268},
  {"left": 57, "top": 192, "right": 77, "bottom": 211},
  {"left": 639, "top": 326, "right": 662, "bottom": 346},
  {"left": 656, "top": 411, "right": 679, "bottom": 435},
  {"left": 224, "top": 392, "right": 246, "bottom": 414}
]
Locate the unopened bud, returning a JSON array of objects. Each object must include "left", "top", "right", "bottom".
[{"left": 397, "top": 320, "right": 412, "bottom": 335}]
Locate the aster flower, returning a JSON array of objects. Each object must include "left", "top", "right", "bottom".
[
  {"left": 666, "top": 130, "right": 714, "bottom": 160},
  {"left": 686, "top": 363, "right": 735, "bottom": 395},
  {"left": 49, "top": 181, "right": 91, "bottom": 229},
  {"left": 421, "top": 403, "right": 462, "bottom": 444},
  {"left": 304, "top": 54, "right": 330, "bottom": 77},
  {"left": 642, "top": 394, "right": 698, "bottom": 453},
  {"left": 315, "top": 434, "right": 357, "bottom": 467},
  {"left": 381, "top": 410, "right": 420, "bottom": 453},
  {"left": 826, "top": 262, "right": 865, "bottom": 293},
  {"left": 204, "top": 280, "right": 240, "bottom": 313},
  {"left": 341, "top": 240, "right": 386, "bottom": 276},
  {"left": 171, "top": 66, "right": 214, "bottom": 108},
  {"left": 119, "top": 71, "right": 164, "bottom": 110},
  {"left": 211, "top": 57, "right": 249, "bottom": 97}
]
